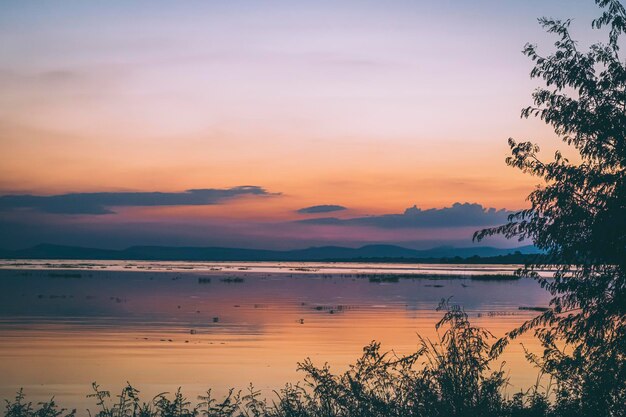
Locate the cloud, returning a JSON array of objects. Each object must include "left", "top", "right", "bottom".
[
  {"left": 0, "top": 186, "right": 273, "bottom": 215},
  {"left": 297, "top": 204, "right": 347, "bottom": 214},
  {"left": 297, "top": 202, "right": 512, "bottom": 229}
]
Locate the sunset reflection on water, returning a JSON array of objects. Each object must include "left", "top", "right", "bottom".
[{"left": 0, "top": 262, "right": 551, "bottom": 412}]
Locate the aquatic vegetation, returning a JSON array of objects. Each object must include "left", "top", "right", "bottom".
[
  {"left": 469, "top": 274, "right": 520, "bottom": 281},
  {"left": 364, "top": 273, "right": 519, "bottom": 283},
  {"left": 219, "top": 277, "right": 244, "bottom": 283},
  {"left": 312, "top": 305, "right": 350, "bottom": 313},
  {"left": 517, "top": 306, "right": 549, "bottom": 312}
]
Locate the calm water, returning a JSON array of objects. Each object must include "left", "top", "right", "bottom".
[{"left": 0, "top": 260, "right": 551, "bottom": 412}]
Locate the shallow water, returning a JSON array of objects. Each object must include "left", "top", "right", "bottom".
[{"left": 0, "top": 261, "right": 551, "bottom": 413}]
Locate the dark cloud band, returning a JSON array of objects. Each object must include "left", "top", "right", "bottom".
[
  {"left": 0, "top": 186, "right": 272, "bottom": 215},
  {"left": 297, "top": 203, "right": 512, "bottom": 229},
  {"left": 297, "top": 204, "right": 347, "bottom": 214}
]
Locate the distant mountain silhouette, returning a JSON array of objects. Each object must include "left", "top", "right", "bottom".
[{"left": 0, "top": 243, "right": 540, "bottom": 262}]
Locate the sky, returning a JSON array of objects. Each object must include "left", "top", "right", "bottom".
[{"left": 0, "top": 0, "right": 607, "bottom": 250}]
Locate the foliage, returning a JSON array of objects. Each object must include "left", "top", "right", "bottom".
[
  {"left": 474, "top": 1, "right": 626, "bottom": 415},
  {"left": 3, "top": 390, "right": 75, "bottom": 417}
]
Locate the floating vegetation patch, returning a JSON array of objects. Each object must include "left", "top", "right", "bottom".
[
  {"left": 44, "top": 263, "right": 83, "bottom": 269},
  {"left": 362, "top": 273, "right": 519, "bottom": 282},
  {"left": 198, "top": 277, "right": 212, "bottom": 284},
  {"left": 469, "top": 274, "right": 520, "bottom": 281},
  {"left": 519, "top": 306, "right": 550, "bottom": 312},
  {"left": 312, "top": 305, "right": 354, "bottom": 314},
  {"left": 220, "top": 277, "right": 244, "bottom": 283}
]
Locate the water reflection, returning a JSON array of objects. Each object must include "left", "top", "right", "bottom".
[{"left": 0, "top": 262, "right": 551, "bottom": 412}]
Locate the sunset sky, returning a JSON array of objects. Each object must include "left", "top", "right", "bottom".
[{"left": 0, "top": 1, "right": 605, "bottom": 250}]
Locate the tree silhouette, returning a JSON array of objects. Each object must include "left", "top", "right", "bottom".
[{"left": 474, "top": 1, "right": 626, "bottom": 415}]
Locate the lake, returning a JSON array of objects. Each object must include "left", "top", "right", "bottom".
[{"left": 0, "top": 260, "right": 552, "bottom": 413}]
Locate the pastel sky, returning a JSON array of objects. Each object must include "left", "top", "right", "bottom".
[{"left": 0, "top": 1, "right": 605, "bottom": 250}]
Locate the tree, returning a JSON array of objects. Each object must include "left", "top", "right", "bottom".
[{"left": 474, "top": 1, "right": 626, "bottom": 415}]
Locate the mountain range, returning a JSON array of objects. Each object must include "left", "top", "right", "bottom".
[{"left": 0, "top": 243, "right": 540, "bottom": 262}]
